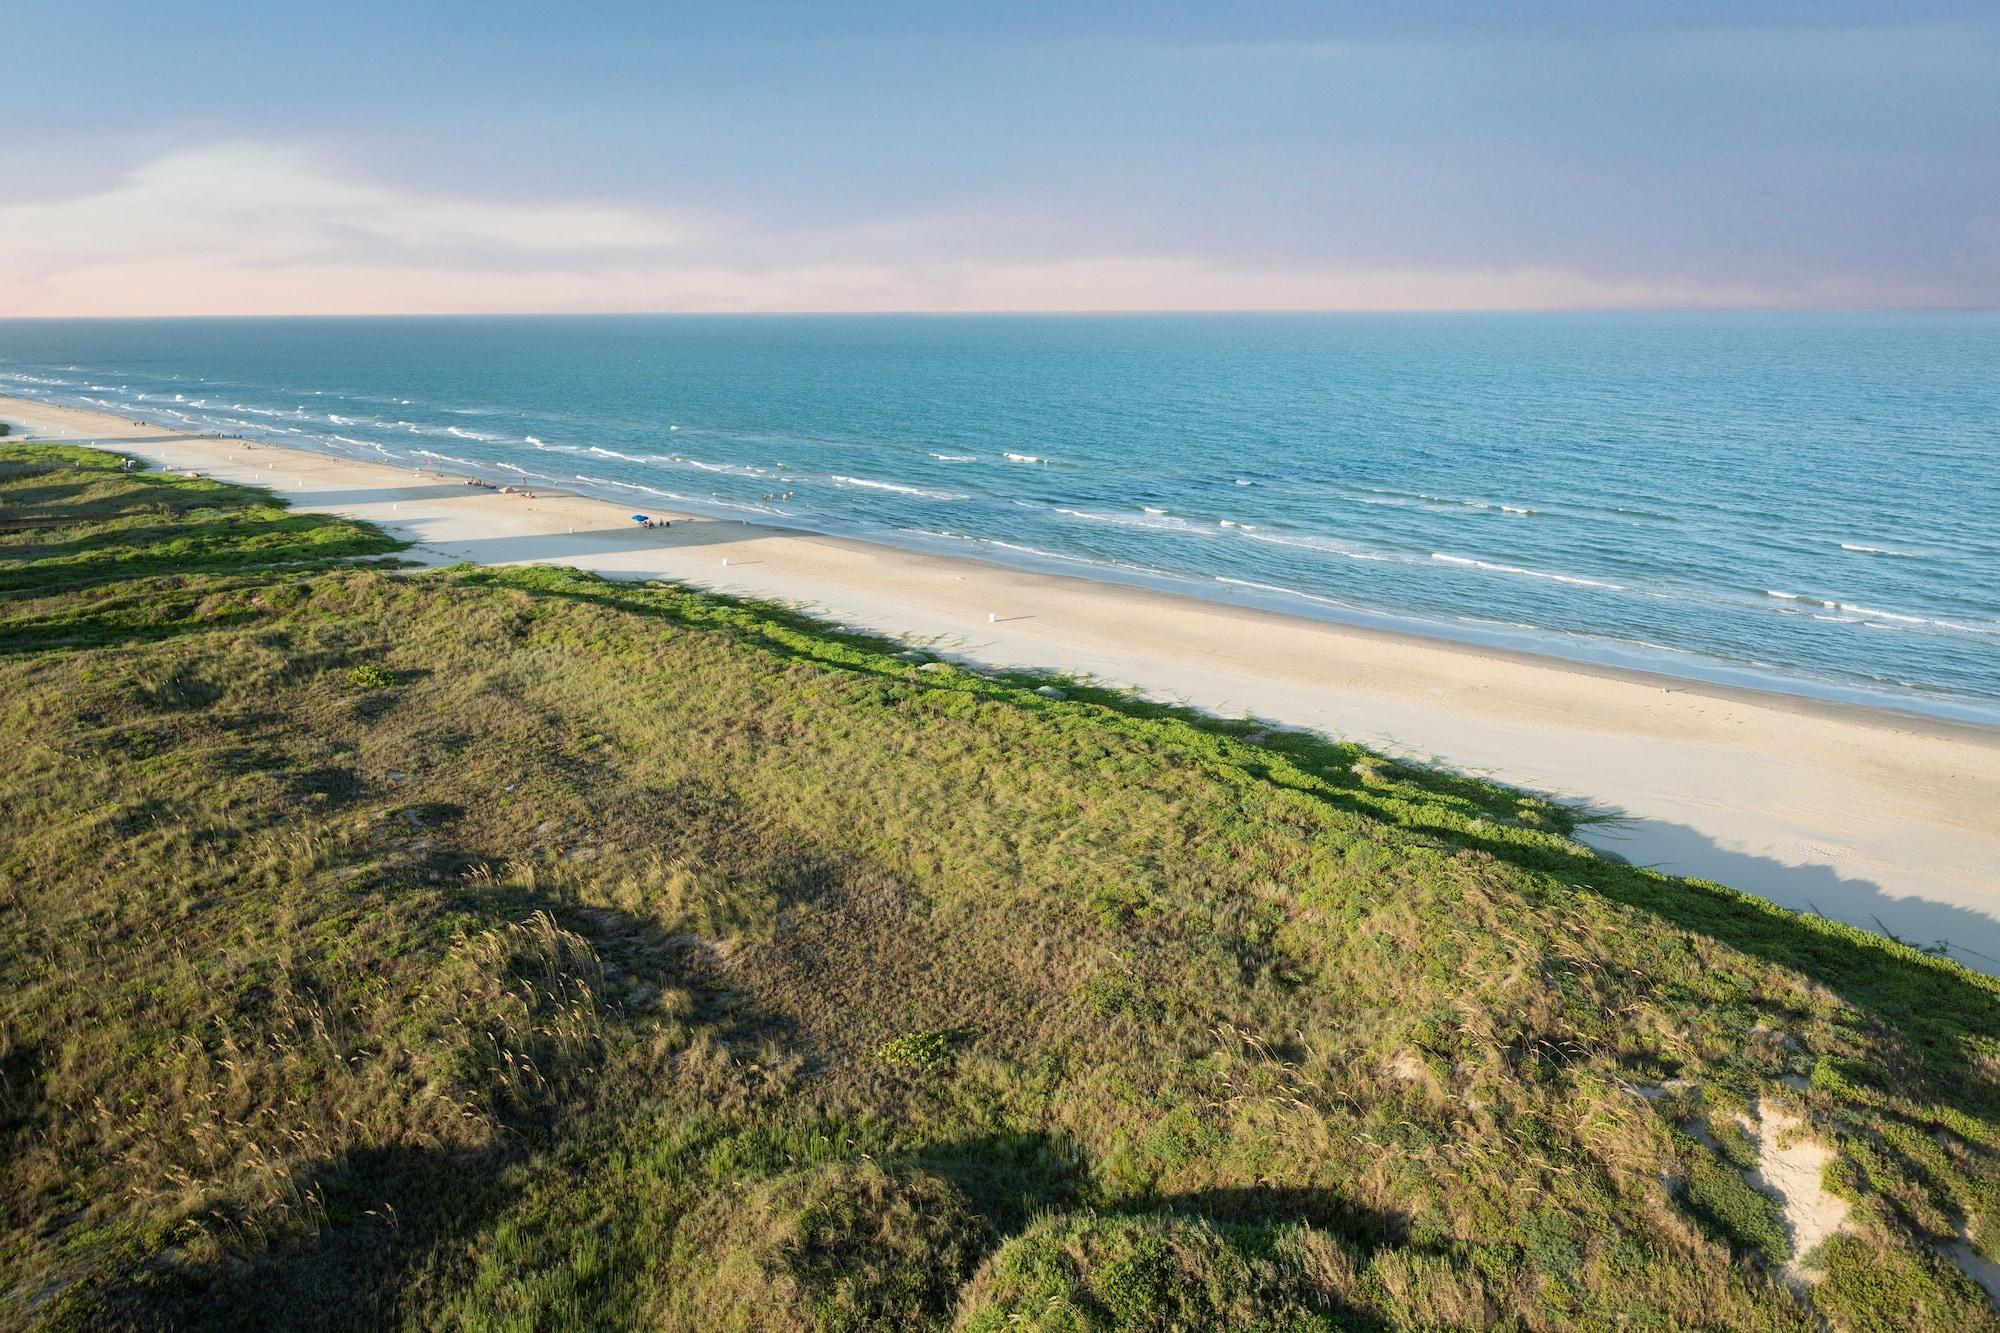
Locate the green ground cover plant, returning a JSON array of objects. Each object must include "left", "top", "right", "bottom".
[{"left": 1, "top": 444, "right": 1996, "bottom": 1330}]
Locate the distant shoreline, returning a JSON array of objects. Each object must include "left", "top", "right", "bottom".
[
  {"left": 6, "top": 390, "right": 2000, "bottom": 971},
  {"left": 5, "top": 379, "right": 1994, "bottom": 733},
  {"left": 3, "top": 390, "right": 1993, "bottom": 745}
]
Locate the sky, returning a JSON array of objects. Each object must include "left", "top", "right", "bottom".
[{"left": 1, "top": 1, "right": 1996, "bottom": 315}]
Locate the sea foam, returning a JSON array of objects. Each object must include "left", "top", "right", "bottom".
[
  {"left": 1432, "top": 553, "right": 1624, "bottom": 590},
  {"left": 833, "top": 475, "right": 966, "bottom": 500}
]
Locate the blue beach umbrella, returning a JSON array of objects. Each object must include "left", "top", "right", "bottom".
[{"left": 629, "top": 513, "right": 650, "bottom": 524}]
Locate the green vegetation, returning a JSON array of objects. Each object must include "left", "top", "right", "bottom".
[
  {"left": 876, "top": 1031, "right": 958, "bottom": 1070},
  {"left": 1, "top": 443, "right": 1997, "bottom": 1330},
  {"left": 957, "top": 1214, "right": 1348, "bottom": 1331},
  {"left": 1814, "top": 1233, "right": 1992, "bottom": 1333},
  {"left": 347, "top": 663, "right": 398, "bottom": 690},
  {"left": 663, "top": 1160, "right": 984, "bottom": 1331},
  {"left": 1682, "top": 1148, "right": 1792, "bottom": 1265}
]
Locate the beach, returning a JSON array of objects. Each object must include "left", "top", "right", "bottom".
[{"left": 6, "top": 391, "right": 1999, "bottom": 971}]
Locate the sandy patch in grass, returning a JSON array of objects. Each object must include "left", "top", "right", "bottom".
[
  {"left": 1385, "top": 1051, "right": 1426, "bottom": 1083},
  {"left": 1743, "top": 1101, "right": 1848, "bottom": 1284},
  {"left": 1947, "top": 1226, "right": 2000, "bottom": 1305}
]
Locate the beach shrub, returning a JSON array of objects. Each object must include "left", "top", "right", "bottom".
[
  {"left": 346, "top": 664, "right": 396, "bottom": 690},
  {"left": 1712, "top": 1118, "right": 1760, "bottom": 1171},
  {"left": 1079, "top": 970, "right": 1160, "bottom": 1021},
  {"left": 1812, "top": 1233, "right": 1995, "bottom": 1332},
  {"left": 1681, "top": 1154, "right": 1791, "bottom": 1264},
  {"left": 874, "top": 1030, "right": 955, "bottom": 1070}
]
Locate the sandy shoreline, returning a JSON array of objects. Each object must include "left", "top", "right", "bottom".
[{"left": 6, "top": 392, "right": 1999, "bottom": 971}]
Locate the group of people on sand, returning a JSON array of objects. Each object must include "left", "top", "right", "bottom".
[
  {"left": 639, "top": 518, "right": 670, "bottom": 529},
  {"left": 461, "top": 476, "right": 542, "bottom": 500}
]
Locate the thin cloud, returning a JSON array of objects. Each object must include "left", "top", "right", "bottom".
[
  {"left": 0, "top": 143, "right": 699, "bottom": 280},
  {"left": 0, "top": 144, "right": 1955, "bottom": 316}
]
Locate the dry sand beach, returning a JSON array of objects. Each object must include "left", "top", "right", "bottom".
[{"left": 6, "top": 392, "right": 1998, "bottom": 971}]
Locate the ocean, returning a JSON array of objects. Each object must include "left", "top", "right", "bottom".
[{"left": 2, "top": 312, "right": 1995, "bottom": 723}]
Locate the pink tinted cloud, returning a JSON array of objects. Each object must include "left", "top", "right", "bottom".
[{"left": 0, "top": 144, "right": 1952, "bottom": 316}]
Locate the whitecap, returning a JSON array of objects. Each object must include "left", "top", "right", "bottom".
[
  {"left": 673, "top": 456, "right": 768, "bottom": 478},
  {"left": 1431, "top": 553, "right": 1624, "bottom": 590},
  {"left": 1840, "top": 602, "right": 1974, "bottom": 631},
  {"left": 832, "top": 474, "right": 966, "bottom": 500},
  {"left": 574, "top": 473, "right": 680, "bottom": 499},
  {"left": 1240, "top": 530, "right": 1401, "bottom": 563},
  {"left": 1054, "top": 507, "right": 1207, "bottom": 535},
  {"left": 1766, "top": 590, "right": 1995, "bottom": 636}
]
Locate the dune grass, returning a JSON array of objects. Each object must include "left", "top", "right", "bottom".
[{"left": 1, "top": 444, "right": 1996, "bottom": 1330}]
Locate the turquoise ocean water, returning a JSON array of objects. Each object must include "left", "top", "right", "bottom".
[{"left": 1, "top": 313, "right": 1995, "bottom": 723}]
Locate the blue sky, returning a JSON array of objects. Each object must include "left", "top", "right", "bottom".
[{"left": 3, "top": 2, "right": 1995, "bottom": 313}]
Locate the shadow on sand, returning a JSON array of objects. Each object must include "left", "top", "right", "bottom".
[{"left": 1580, "top": 816, "right": 2000, "bottom": 972}]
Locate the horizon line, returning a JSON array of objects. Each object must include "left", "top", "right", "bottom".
[{"left": 2, "top": 304, "right": 1995, "bottom": 321}]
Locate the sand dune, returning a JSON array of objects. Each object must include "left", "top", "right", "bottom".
[{"left": 6, "top": 393, "right": 1997, "bottom": 971}]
